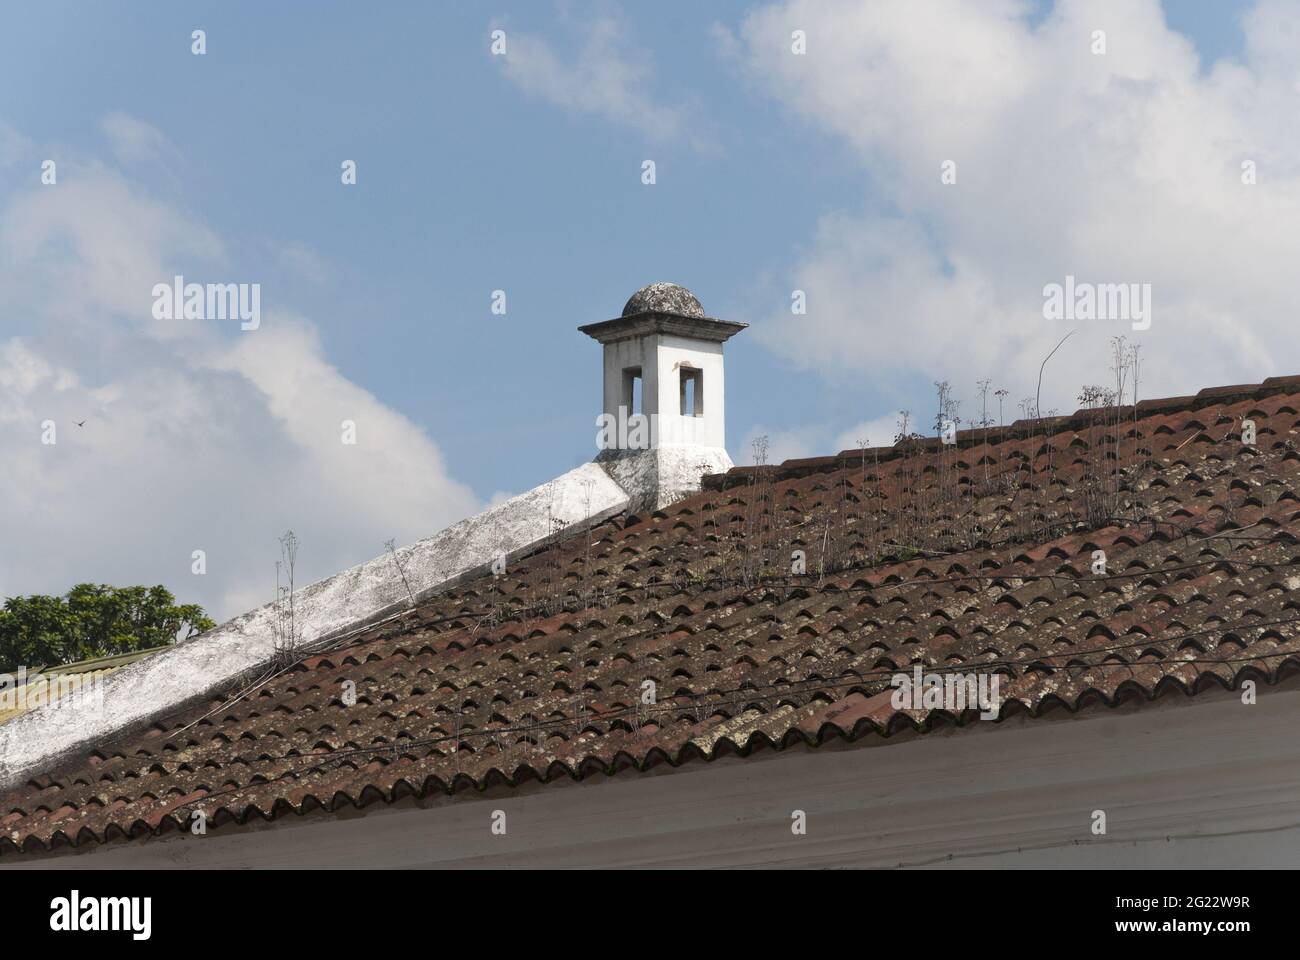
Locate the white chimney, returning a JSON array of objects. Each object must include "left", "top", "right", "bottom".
[{"left": 581, "top": 283, "right": 747, "bottom": 509}]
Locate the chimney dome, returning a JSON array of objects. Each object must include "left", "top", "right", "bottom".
[{"left": 621, "top": 282, "right": 705, "bottom": 319}]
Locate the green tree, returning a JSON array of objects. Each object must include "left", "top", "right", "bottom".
[{"left": 0, "top": 584, "right": 214, "bottom": 671}]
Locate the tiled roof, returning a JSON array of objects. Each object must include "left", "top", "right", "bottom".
[{"left": 6, "top": 376, "right": 1300, "bottom": 853}]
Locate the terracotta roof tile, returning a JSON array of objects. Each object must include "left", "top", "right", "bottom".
[{"left": 8, "top": 377, "right": 1300, "bottom": 852}]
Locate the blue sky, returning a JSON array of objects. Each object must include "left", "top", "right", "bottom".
[
  {"left": 0, "top": 0, "right": 1252, "bottom": 492},
  {"left": 8, "top": 0, "right": 859, "bottom": 494},
  {"left": 2, "top": 0, "right": 1288, "bottom": 617}
]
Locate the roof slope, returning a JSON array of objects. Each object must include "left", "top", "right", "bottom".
[{"left": 6, "top": 376, "right": 1300, "bottom": 853}]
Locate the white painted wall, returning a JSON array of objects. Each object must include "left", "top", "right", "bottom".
[
  {"left": 653, "top": 335, "right": 725, "bottom": 449},
  {"left": 598, "top": 335, "right": 727, "bottom": 450},
  {"left": 600, "top": 338, "right": 647, "bottom": 422}
]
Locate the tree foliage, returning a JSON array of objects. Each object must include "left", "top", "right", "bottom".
[{"left": 0, "top": 585, "right": 214, "bottom": 671}]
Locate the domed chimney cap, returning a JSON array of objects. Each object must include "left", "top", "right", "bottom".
[
  {"left": 579, "top": 283, "right": 747, "bottom": 344},
  {"left": 621, "top": 282, "right": 705, "bottom": 319}
]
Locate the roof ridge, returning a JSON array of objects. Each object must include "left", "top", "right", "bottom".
[{"left": 702, "top": 374, "right": 1300, "bottom": 491}]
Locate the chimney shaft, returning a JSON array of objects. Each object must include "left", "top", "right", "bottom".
[{"left": 580, "top": 283, "right": 746, "bottom": 509}]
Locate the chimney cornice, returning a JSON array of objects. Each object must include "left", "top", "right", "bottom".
[{"left": 578, "top": 312, "right": 748, "bottom": 345}]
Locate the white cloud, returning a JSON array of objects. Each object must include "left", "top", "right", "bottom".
[
  {"left": 0, "top": 120, "right": 479, "bottom": 621},
  {"left": 486, "top": 489, "right": 517, "bottom": 509},
  {"left": 276, "top": 242, "right": 332, "bottom": 286},
  {"left": 732, "top": 0, "right": 1300, "bottom": 413},
  {"left": 1, "top": 162, "right": 223, "bottom": 330},
  {"left": 832, "top": 410, "right": 907, "bottom": 454},
  {"left": 101, "top": 112, "right": 179, "bottom": 167},
  {"left": 0, "top": 121, "right": 31, "bottom": 169},
  {"left": 742, "top": 424, "right": 818, "bottom": 465},
  {"left": 494, "top": 13, "right": 688, "bottom": 143},
  {"left": 741, "top": 408, "right": 906, "bottom": 468}
]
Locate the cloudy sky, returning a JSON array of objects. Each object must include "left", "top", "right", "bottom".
[{"left": 0, "top": 0, "right": 1291, "bottom": 621}]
